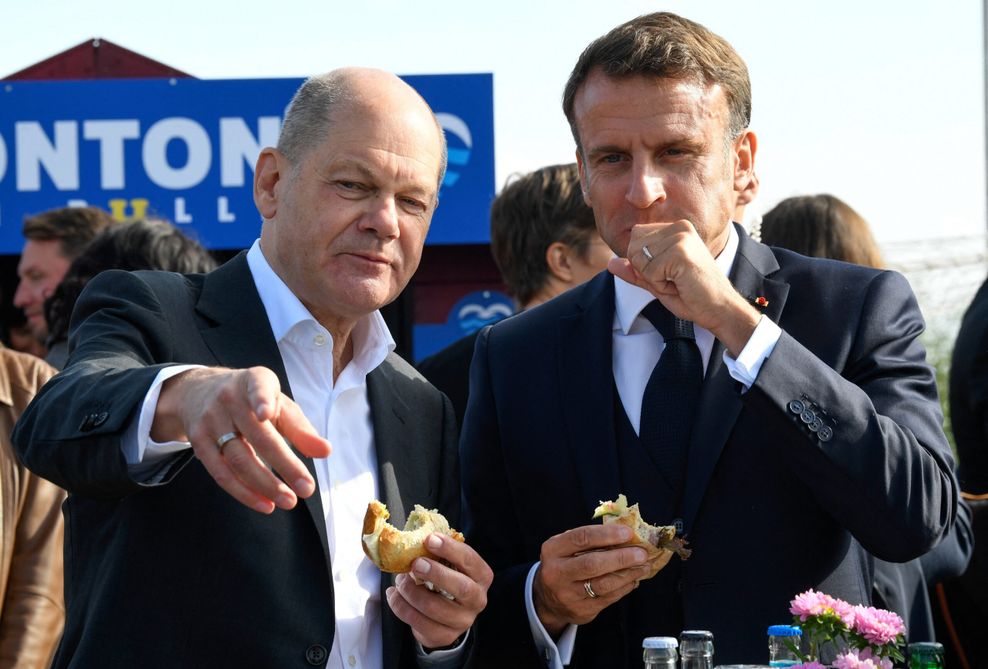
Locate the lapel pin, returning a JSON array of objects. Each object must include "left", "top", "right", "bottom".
[{"left": 754, "top": 296, "right": 769, "bottom": 308}]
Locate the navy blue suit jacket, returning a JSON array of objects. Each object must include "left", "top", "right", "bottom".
[{"left": 460, "top": 226, "right": 958, "bottom": 666}]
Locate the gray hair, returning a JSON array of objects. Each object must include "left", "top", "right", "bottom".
[{"left": 277, "top": 71, "right": 448, "bottom": 188}]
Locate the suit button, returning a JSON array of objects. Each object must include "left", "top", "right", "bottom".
[
  {"left": 93, "top": 411, "right": 109, "bottom": 427},
  {"left": 788, "top": 400, "right": 805, "bottom": 414},
  {"left": 800, "top": 409, "right": 816, "bottom": 424},
  {"left": 672, "top": 518, "right": 684, "bottom": 535},
  {"left": 305, "top": 644, "right": 328, "bottom": 665},
  {"left": 817, "top": 425, "right": 834, "bottom": 442},
  {"left": 808, "top": 418, "right": 823, "bottom": 432}
]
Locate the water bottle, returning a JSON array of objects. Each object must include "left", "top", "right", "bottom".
[
  {"left": 767, "top": 625, "right": 802, "bottom": 667},
  {"left": 907, "top": 642, "right": 945, "bottom": 669},
  {"left": 679, "top": 630, "right": 714, "bottom": 669},
  {"left": 643, "top": 636, "right": 679, "bottom": 669}
]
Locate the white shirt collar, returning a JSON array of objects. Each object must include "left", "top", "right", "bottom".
[
  {"left": 614, "top": 222, "right": 740, "bottom": 334},
  {"left": 245, "top": 239, "right": 395, "bottom": 377}
]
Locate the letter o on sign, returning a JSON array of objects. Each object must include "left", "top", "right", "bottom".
[{"left": 143, "top": 118, "right": 212, "bottom": 189}]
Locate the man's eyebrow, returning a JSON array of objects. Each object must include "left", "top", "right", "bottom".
[
  {"left": 327, "top": 159, "right": 377, "bottom": 182},
  {"left": 585, "top": 145, "right": 626, "bottom": 159}
]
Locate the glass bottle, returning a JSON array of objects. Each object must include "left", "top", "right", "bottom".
[
  {"left": 643, "top": 636, "right": 679, "bottom": 669},
  {"left": 766, "top": 625, "right": 802, "bottom": 667},
  {"left": 907, "top": 642, "right": 945, "bottom": 669},
  {"left": 679, "top": 630, "right": 714, "bottom": 669}
]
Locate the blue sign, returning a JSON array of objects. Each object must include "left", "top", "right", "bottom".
[
  {"left": 413, "top": 289, "right": 514, "bottom": 362},
  {"left": 0, "top": 74, "right": 494, "bottom": 253}
]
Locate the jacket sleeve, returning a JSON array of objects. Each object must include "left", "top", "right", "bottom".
[
  {"left": 12, "top": 270, "right": 191, "bottom": 498},
  {"left": 745, "top": 269, "right": 958, "bottom": 561}
]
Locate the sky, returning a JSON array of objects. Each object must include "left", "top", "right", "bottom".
[{"left": 1, "top": 0, "right": 985, "bottom": 243}]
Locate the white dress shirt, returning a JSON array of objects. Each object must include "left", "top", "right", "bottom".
[
  {"left": 122, "top": 240, "right": 461, "bottom": 669},
  {"left": 526, "top": 224, "right": 782, "bottom": 667}
]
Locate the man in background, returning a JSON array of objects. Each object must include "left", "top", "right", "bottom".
[
  {"left": 13, "top": 206, "right": 114, "bottom": 351},
  {"left": 418, "top": 163, "right": 611, "bottom": 426}
]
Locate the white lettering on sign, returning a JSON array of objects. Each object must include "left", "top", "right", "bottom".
[
  {"left": 143, "top": 118, "right": 212, "bottom": 189},
  {"left": 83, "top": 120, "right": 140, "bottom": 189},
  {"left": 217, "top": 196, "right": 236, "bottom": 223},
  {"left": 16, "top": 121, "right": 79, "bottom": 191},
  {"left": 220, "top": 116, "right": 280, "bottom": 187},
  {"left": 0, "top": 131, "right": 7, "bottom": 183},
  {"left": 174, "top": 197, "right": 192, "bottom": 223}
]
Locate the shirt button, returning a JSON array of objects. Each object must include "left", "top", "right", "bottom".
[
  {"left": 314, "top": 334, "right": 327, "bottom": 346},
  {"left": 348, "top": 654, "right": 357, "bottom": 667}
]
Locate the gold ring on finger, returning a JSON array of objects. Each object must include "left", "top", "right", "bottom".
[{"left": 584, "top": 580, "right": 599, "bottom": 599}]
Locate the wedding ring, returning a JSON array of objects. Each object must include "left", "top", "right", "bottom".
[
  {"left": 215, "top": 431, "right": 241, "bottom": 453},
  {"left": 584, "top": 580, "right": 599, "bottom": 599},
  {"left": 642, "top": 245, "right": 654, "bottom": 261}
]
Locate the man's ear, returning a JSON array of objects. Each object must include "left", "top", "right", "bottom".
[
  {"left": 254, "top": 148, "right": 287, "bottom": 219},
  {"left": 576, "top": 149, "right": 591, "bottom": 207},
  {"left": 545, "top": 241, "right": 575, "bottom": 283},
  {"left": 733, "top": 130, "right": 757, "bottom": 194}
]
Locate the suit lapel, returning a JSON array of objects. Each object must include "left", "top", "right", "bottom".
[
  {"left": 195, "top": 252, "right": 331, "bottom": 562},
  {"left": 681, "top": 225, "right": 791, "bottom": 531},
  {"left": 367, "top": 359, "right": 429, "bottom": 524},
  {"left": 558, "top": 272, "right": 623, "bottom": 513}
]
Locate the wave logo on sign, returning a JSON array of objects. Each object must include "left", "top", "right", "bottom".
[
  {"left": 436, "top": 113, "right": 471, "bottom": 189},
  {"left": 457, "top": 293, "right": 513, "bottom": 334}
]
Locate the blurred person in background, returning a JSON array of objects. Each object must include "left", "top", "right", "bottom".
[
  {"left": 13, "top": 206, "right": 115, "bottom": 352},
  {"left": 418, "top": 163, "right": 611, "bottom": 427},
  {"left": 760, "top": 193, "right": 974, "bottom": 645},
  {"left": 758, "top": 194, "right": 883, "bottom": 266},
  {"left": 43, "top": 217, "right": 218, "bottom": 370},
  {"left": 0, "top": 343, "right": 63, "bottom": 668},
  {"left": 940, "top": 276, "right": 988, "bottom": 668}
]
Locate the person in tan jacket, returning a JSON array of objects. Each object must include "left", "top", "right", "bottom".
[{"left": 0, "top": 345, "right": 64, "bottom": 668}]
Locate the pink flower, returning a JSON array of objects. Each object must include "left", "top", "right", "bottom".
[
  {"left": 832, "top": 647, "right": 894, "bottom": 669},
  {"left": 790, "top": 589, "right": 836, "bottom": 620},
  {"left": 852, "top": 605, "right": 905, "bottom": 645}
]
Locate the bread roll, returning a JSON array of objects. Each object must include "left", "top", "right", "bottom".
[
  {"left": 593, "top": 494, "right": 691, "bottom": 578},
  {"left": 361, "top": 500, "right": 464, "bottom": 574}
]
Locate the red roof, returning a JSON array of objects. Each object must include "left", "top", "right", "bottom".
[{"left": 3, "top": 38, "right": 193, "bottom": 80}]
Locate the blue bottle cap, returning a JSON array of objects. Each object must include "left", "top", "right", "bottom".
[
  {"left": 767, "top": 625, "right": 802, "bottom": 637},
  {"left": 643, "top": 637, "right": 678, "bottom": 649}
]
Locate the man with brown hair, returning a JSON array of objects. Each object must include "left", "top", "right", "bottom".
[
  {"left": 460, "top": 12, "right": 957, "bottom": 666},
  {"left": 13, "top": 206, "right": 114, "bottom": 347}
]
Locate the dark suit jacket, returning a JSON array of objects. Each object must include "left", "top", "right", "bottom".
[
  {"left": 950, "top": 275, "right": 988, "bottom": 495},
  {"left": 417, "top": 330, "right": 481, "bottom": 431},
  {"left": 13, "top": 253, "right": 460, "bottom": 669},
  {"left": 460, "top": 226, "right": 958, "bottom": 666}
]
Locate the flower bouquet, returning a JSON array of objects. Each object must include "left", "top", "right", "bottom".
[{"left": 787, "top": 589, "right": 906, "bottom": 669}]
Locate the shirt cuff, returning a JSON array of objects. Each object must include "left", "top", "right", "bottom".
[
  {"left": 525, "top": 562, "right": 577, "bottom": 668},
  {"left": 722, "top": 315, "right": 781, "bottom": 389},
  {"left": 121, "top": 364, "right": 203, "bottom": 468},
  {"left": 415, "top": 629, "right": 469, "bottom": 667}
]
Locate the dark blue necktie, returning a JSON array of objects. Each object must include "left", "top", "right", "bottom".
[{"left": 639, "top": 300, "right": 703, "bottom": 496}]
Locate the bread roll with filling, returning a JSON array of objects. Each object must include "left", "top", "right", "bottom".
[{"left": 593, "top": 494, "right": 691, "bottom": 578}]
